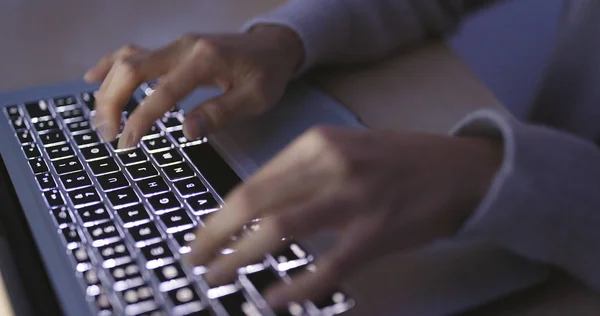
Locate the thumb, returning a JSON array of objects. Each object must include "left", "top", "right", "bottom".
[{"left": 182, "top": 87, "right": 266, "bottom": 139}]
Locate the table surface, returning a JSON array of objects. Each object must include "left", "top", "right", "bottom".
[{"left": 1, "top": 1, "right": 597, "bottom": 315}]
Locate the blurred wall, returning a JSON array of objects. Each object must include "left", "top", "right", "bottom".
[{"left": 449, "top": 0, "right": 563, "bottom": 118}]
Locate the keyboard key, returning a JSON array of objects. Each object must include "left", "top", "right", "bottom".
[
  {"left": 98, "top": 172, "right": 129, "bottom": 191},
  {"left": 33, "top": 119, "right": 58, "bottom": 133},
  {"left": 182, "top": 143, "right": 241, "bottom": 198},
  {"left": 159, "top": 115, "right": 182, "bottom": 130},
  {"left": 83, "top": 269, "right": 101, "bottom": 289},
  {"left": 119, "top": 284, "right": 156, "bottom": 313},
  {"left": 36, "top": 172, "right": 56, "bottom": 190},
  {"left": 69, "top": 186, "right": 101, "bottom": 207},
  {"left": 140, "top": 242, "right": 175, "bottom": 268},
  {"left": 152, "top": 262, "right": 186, "bottom": 285},
  {"left": 81, "top": 144, "right": 110, "bottom": 161},
  {"left": 77, "top": 204, "right": 111, "bottom": 227},
  {"left": 142, "top": 136, "right": 172, "bottom": 153},
  {"left": 71, "top": 246, "right": 92, "bottom": 271},
  {"left": 179, "top": 309, "right": 212, "bottom": 316},
  {"left": 172, "top": 228, "right": 196, "bottom": 253},
  {"left": 127, "top": 162, "right": 158, "bottom": 180},
  {"left": 163, "top": 163, "right": 194, "bottom": 181},
  {"left": 167, "top": 285, "right": 202, "bottom": 309},
  {"left": 10, "top": 116, "right": 28, "bottom": 129},
  {"left": 107, "top": 187, "right": 140, "bottom": 209},
  {"left": 81, "top": 91, "right": 96, "bottom": 111},
  {"left": 98, "top": 242, "right": 133, "bottom": 268},
  {"left": 116, "top": 204, "right": 151, "bottom": 228},
  {"left": 136, "top": 177, "right": 169, "bottom": 197},
  {"left": 272, "top": 243, "right": 312, "bottom": 269},
  {"left": 123, "top": 97, "right": 139, "bottom": 114},
  {"left": 168, "top": 130, "right": 199, "bottom": 147},
  {"left": 186, "top": 194, "right": 219, "bottom": 216},
  {"left": 43, "top": 189, "right": 64, "bottom": 207},
  {"left": 73, "top": 131, "right": 100, "bottom": 147},
  {"left": 118, "top": 148, "right": 147, "bottom": 166},
  {"left": 159, "top": 209, "right": 194, "bottom": 233},
  {"left": 148, "top": 192, "right": 181, "bottom": 214},
  {"left": 53, "top": 157, "right": 83, "bottom": 175},
  {"left": 39, "top": 130, "right": 67, "bottom": 147},
  {"left": 143, "top": 124, "right": 161, "bottom": 139},
  {"left": 89, "top": 158, "right": 120, "bottom": 176},
  {"left": 53, "top": 95, "right": 77, "bottom": 109},
  {"left": 218, "top": 291, "right": 253, "bottom": 316},
  {"left": 174, "top": 178, "right": 207, "bottom": 197},
  {"left": 51, "top": 206, "right": 74, "bottom": 227},
  {"left": 245, "top": 267, "right": 280, "bottom": 294},
  {"left": 61, "top": 225, "right": 82, "bottom": 248},
  {"left": 22, "top": 143, "right": 41, "bottom": 159},
  {"left": 5, "top": 105, "right": 21, "bottom": 117},
  {"left": 129, "top": 222, "right": 162, "bottom": 247},
  {"left": 25, "top": 100, "right": 52, "bottom": 119},
  {"left": 109, "top": 262, "right": 144, "bottom": 290},
  {"left": 46, "top": 144, "right": 74, "bottom": 160},
  {"left": 15, "top": 129, "right": 33, "bottom": 144},
  {"left": 29, "top": 157, "right": 48, "bottom": 174},
  {"left": 87, "top": 222, "right": 121, "bottom": 247},
  {"left": 59, "top": 106, "right": 85, "bottom": 121},
  {"left": 312, "top": 291, "right": 351, "bottom": 310},
  {"left": 60, "top": 171, "right": 92, "bottom": 191},
  {"left": 95, "top": 291, "right": 114, "bottom": 314},
  {"left": 152, "top": 149, "right": 182, "bottom": 167},
  {"left": 66, "top": 120, "right": 91, "bottom": 133},
  {"left": 109, "top": 136, "right": 135, "bottom": 152}
]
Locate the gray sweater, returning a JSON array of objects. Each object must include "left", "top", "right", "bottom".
[{"left": 242, "top": 0, "right": 600, "bottom": 292}]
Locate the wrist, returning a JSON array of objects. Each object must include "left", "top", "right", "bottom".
[{"left": 248, "top": 24, "right": 304, "bottom": 73}]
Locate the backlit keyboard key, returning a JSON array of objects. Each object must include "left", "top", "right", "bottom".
[
  {"left": 141, "top": 242, "right": 175, "bottom": 268},
  {"left": 118, "top": 148, "right": 147, "bottom": 166},
  {"left": 245, "top": 267, "right": 280, "bottom": 295},
  {"left": 152, "top": 262, "right": 186, "bottom": 285},
  {"left": 172, "top": 228, "right": 196, "bottom": 253},
  {"left": 59, "top": 106, "right": 85, "bottom": 121},
  {"left": 87, "top": 222, "right": 121, "bottom": 246},
  {"left": 168, "top": 130, "right": 197, "bottom": 147},
  {"left": 77, "top": 204, "right": 111, "bottom": 227},
  {"left": 81, "top": 91, "right": 96, "bottom": 111},
  {"left": 98, "top": 242, "right": 133, "bottom": 268},
  {"left": 119, "top": 284, "right": 156, "bottom": 314},
  {"left": 51, "top": 206, "right": 74, "bottom": 227},
  {"left": 60, "top": 171, "right": 92, "bottom": 191},
  {"left": 36, "top": 172, "right": 56, "bottom": 190},
  {"left": 23, "top": 144, "right": 41, "bottom": 159},
  {"left": 53, "top": 157, "right": 83, "bottom": 175},
  {"left": 72, "top": 131, "right": 100, "bottom": 147},
  {"left": 186, "top": 194, "right": 219, "bottom": 216},
  {"left": 61, "top": 225, "right": 82, "bottom": 248},
  {"left": 33, "top": 119, "right": 58, "bottom": 133},
  {"left": 109, "top": 262, "right": 144, "bottom": 290},
  {"left": 5, "top": 105, "right": 21, "bottom": 117},
  {"left": 46, "top": 144, "right": 74, "bottom": 160},
  {"left": 127, "top": 162, "right": 158, "bottom": 180},
  {"left": 44, "top": 189, "right": 64, "bottom": 207},
  {"left": 148, "top": 192, "right": 181, "bottom": 214},
  {"left": 218, "top": 291, "right": 255, "bottom": 316},
  {"left": 81, "top": 144, "right": 110, "bottom": 161},
  {"left": 174, "top": 178, "right": 207, "bottom": 197},
  {"left": 97, "top": 172, "right": 129, "bottom": 191},
  {"left": 29, "top": 157, "right": 49, "bottom": 174},
  {"left": 107, "top": 187, "right": 140, "bottom": 209},
  {"left": 66, "top": 120, "right": 91, "bottom": 133},
  {"left": 116, "top": 204, "right": 151, "bottom": 228},
  {"left": 152, "top": 149, "right": 182, "bottom": 167},
  {"left": 69, "top": 186, "right": 102, "bottom": 207},
  {"left": 143, "top": 124, "right": 161, "bottom": 139},
  {"left": 10, "top": 116, "right": 27, "bottom": 129},
  {"left": 167, "top": 285, "right": 203, "bottom": 310},
  {"left": 89, "top": 158, "right": 120, "bottom": 176},
  {"left": 15, "top": 129, "right": 33, "bottom": 144},
  {"left": 136, "top": 176, "right": 169, "bottom": 197},
  {"left": 159, "top": 209, "right": 194, "bottom": 233},
  {"left": 142, "top": 136, "right": 172, "bottom": 153},
  {"left": 159, "top": 116, "right": 182, "bottom": 130},
  {"left": 71, "top": 246, "right": 92, "bottom": 271},
  {"left": 39, "top": 130, "right": 67, "bottom": 147},
  {"left": 129, "top": 222, "right": 162, "bottom": 247},
  {"left": 163, "top": 163, "right": 194, "bottom": 181},
  {"left": 25, "top": 100, "right": 52, "bottom": 119},
  {"left": 53, "top": 95, "right": 77, "bottom": 109}
]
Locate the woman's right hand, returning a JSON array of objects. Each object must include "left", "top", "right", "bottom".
[{"left": 84, "top": 25, "right": 304, "bottom": 149}]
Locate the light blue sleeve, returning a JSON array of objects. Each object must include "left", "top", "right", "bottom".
[
  {"left": 241, "top": 0, "right": 496, "bottom": 74},
  {"left": 451, "top": 109, "right": 600, "bottom": 292}
]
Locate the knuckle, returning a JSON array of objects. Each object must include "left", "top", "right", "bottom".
[
  {"left": 117, "top": 56, "right": 142, "bottom": 81},
  {"left": 190, "top": 39, "right": 219, "bottom": 59},
  {"left": 201, "top": 102, "right": 228, "bottom": 127}
]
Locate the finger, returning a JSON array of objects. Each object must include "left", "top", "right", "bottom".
[
  {"left": 84, "top": 45, "right": 144, "bottom": 83},
  {"left": 118, "top": 58, "right": 211, "bottom": 148},
  {"left": 182, "top": 83, "right": 265, "bottom": 140}
]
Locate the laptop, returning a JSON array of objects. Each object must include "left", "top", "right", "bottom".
[{"left": 0, "top": 80, "right": 547, "bottom": 316}]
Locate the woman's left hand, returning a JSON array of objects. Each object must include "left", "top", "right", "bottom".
[{"left": 186, "top": 126, "right": 502, "bottom": 309}]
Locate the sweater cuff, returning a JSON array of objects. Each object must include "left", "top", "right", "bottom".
[{"left": 240, "top": 0, "right": 349, "bottom": 76}]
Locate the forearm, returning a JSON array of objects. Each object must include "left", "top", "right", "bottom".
[
  {"left": 451, "top": 109, "right": 600, "bottom": 292},
  {"left": 242, "top": 0, "right": 499, "bottom": 73}
]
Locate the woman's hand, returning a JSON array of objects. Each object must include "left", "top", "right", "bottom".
[
  {"left": 84, "top": 25, "right": 304, "bottom": 148},
  {"left": 185, "top": 126, "right": 503, "bottom": 309}
]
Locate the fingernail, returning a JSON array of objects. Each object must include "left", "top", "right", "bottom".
[
  {"left": 118, "top": 131, "right": 136, "bottom": 149},
  {"left": 183, "top": 116, "right": 207, "bottom": 140}
]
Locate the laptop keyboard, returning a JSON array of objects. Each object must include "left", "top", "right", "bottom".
[{"left": 3, "top": 87, "right": 354, "bottom": 316}]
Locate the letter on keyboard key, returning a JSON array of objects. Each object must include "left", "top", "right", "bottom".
[
  {"left": 87, "top": 222, "right": 121, "bottom": 247},
  {"left": 16, "top": 129, "right": 33, "bottom": 144},
  {"left": 69, "top": 186, "right": 101, "bottom": 208},
  {"left": 22, "top": 143, "right": 41, "bottom": 159},
  {"left": 172, "top": 228, "right": 196, "bottom": 254},
  {"left": 118, "top": 148, "right": 147, "bottom": 166},
  {"left": 116, "top": 204, "right": 151, "bottom": 228},
  {"left": 60, "top": 171, "right": 92, "bottom": 191},
  {"left": 128, "top": 222, "right": 162, "bottom": 247},
  {"left": 109, "top": 262, "right": 143, "bottom": 287},
  {"left": 107, "top": 187, "right": 140, "bottom": 209},
  {"left": 119, "top": 284, "right": 157, "bottom": 315},
  {"left": 46, "top": 144, "right": 74, "bottom": 160},
  {"left": 141, "top": 242, "right": 175, "bottom": 268},
  {"left": 127, "top": 162, "right": 158, "bottom": 180},
  {"left": 29, "top": 157, "right": 49, "bottom": 174},
  {"left": 142, "top": 136, "right": 172, "bottom": 153},
  {"left": 36, "top": 172, "right": 56, "bottom": 191},
  {"left": 10, "top": 116, "right": 27, "bottom": 129},
  {"left": 89, "top": 158, "right": 120, "bottom": 176},
  {"left": 174, "top": 177, "right": 207, "bottom": 197},
  {"left": 136, "top": 176, "right": 169, "bottom": 197},
  {"left": 167, "top": 285, "right": 202, "bottom": 310},
  {"left": 53, "top": 95, "right": 77, "bottom": 108},
  {"left": 148, "top": 192, "right": 181, "bottom": 214},
  {"left": 39, "top": 130, "right": 67, "bottom": 147},
  {"left": 71, "top": 246, "right": 92, "bottom": 271},
  {"left": 186, "top": 194, "right": 219, "bottom": 216},
  {"left": 98, "top": 172, "right": 129, "bottom": 191},
  {"left": 25, "top": 100, "right": 52, "bottom": 119},
  {"left": 152, "top": 262, "right": 186, "bottom": 285},
  {"left": 44, "top": 189, "right": 64, "bottom": 207},
  {"left": 51, "top": 206, "right": 74, "bottom": 227},
  {"left": 72, "top": 131, "right": 100, "bottom": 147},
  {"left": 95, "top": 291, "right": 114, "bottom": 313},
  {"left": 181, "top": 143, "right": 241, "bottom": 198},
  {"left": 32, "top": 119, "right": 58, "bottom": 132},
  {"left": 53, "top": 157, "right": 83, "bottom": 175},
  {"left": 152, "top": 149, "right": 182, "bottom": 167},
  {"left": 162, "top": 163, "right": 194, "bottom": 181},
  {"left": 61, "top": 225, "right": 82, "bottom": 248},
  {"left": 81, "top": 144, "right": 110, "bottom": 161},
  {"left": 159, "top": 209, "right": 195, "bottom": 234},
  {"left": 77, "top": 204, "right": 111, "bottom": 227},
  {"left": 5, "top": 105, "right": 21, "bottom": 117}
]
